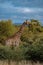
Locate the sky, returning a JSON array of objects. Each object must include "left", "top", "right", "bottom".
[{"left": 0, "top": 0, "right": 43, "bottom": 24}]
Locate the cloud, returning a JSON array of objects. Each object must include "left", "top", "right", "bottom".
[
  {"left": 35, "top": 15, "right": 43, "bottom": 19},
  {"left": 19, "top": 8, "right": 43, "bottom": 13},
  {"left": 0, "top": 2, "right": 43, "bottom": 14},
  {"left": 0, "top": 1, "right": 43, "bottom": 23}
]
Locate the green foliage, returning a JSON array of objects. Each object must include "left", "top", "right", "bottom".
[
  {"left": 0, "top": 41, "right": 43, "bottom": 62},
  {"left": 0, "top": 20, "right": 19, "bottom": 45},
  {"left": 28, "top": 19, "right": 42, "bottom": 32},
  {"left": 21, "top": 19, "right": 43, "bottom": 45},
  {"left": 24, "top": 43, "right": 43, "bottom": 61},
  {"left": 0, "top": 19, "right": 43, "bottom": 62},
  {"left": 0, "top": 20, "right": 14, "bottom": 37}
]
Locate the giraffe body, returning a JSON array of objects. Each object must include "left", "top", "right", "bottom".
[{"left": 5, "top": 32, "right": 21, "bottom": 46}]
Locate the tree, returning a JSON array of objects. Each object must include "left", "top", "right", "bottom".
[
  {"left": 28, "top": 19, "right": 42, "bottom": 32},
  {"left": 0, "top": 20, "right": 15, "bottom": 45}
]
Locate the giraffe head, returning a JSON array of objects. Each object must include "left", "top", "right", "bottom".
[{"left": 24, "top": 20, "right": 30, "bottom": 25}]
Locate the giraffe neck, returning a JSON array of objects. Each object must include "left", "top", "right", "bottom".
[
  {"left": 14, "top": 21, "right": 29, "bottom": 38},
  {"left": 14, "top": 22, "right": 26, "bottom": 38},
  {"left": 19, "top": 22, "right": 26, "bottom": 34}
]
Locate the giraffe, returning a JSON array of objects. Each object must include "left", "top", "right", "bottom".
[{"left": 5, "top": 20, "right": 29, "bottom": 46}]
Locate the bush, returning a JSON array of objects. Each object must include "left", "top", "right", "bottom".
[{"left": 0, "top": 42, "right": 43, "bottom": 62}]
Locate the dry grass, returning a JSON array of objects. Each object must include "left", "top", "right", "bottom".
[{"left": 0, "top": 60, "right": 43, "bottom": 65}]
